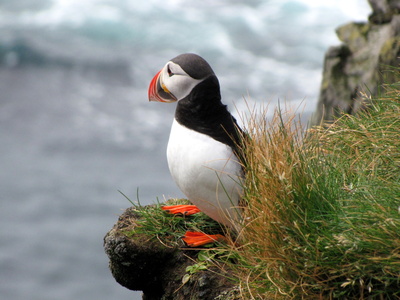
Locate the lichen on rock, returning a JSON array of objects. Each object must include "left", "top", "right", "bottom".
[{"left": 312, "top": 0, "right": 400, "bottom": 125}]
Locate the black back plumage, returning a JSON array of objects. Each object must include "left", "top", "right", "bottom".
[{"left": 174, "top": 74, "right": 245, "bottom": 160}]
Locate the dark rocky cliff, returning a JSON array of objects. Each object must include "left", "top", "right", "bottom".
[
  {"left": 312, "top": 0, "right": 400, "bottom": 125},
  {"left": 103, "top": 207, "right": 239, "bottom": 300}
]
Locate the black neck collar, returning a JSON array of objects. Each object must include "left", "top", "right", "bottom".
[{"left": 174, "top": 75, "right": 243, "bottom": 153}]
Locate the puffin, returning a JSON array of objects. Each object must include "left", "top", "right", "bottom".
[{"left": 148, "top": 53, "right": 244, "bottom": 247}]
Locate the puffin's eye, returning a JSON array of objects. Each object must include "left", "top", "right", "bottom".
[{"left": 167, "top": 65, "right": 174, "bottom": 77}]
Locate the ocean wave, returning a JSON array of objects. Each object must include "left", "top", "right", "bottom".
[
  {"left": 0, "top": 0, "right": 370, "bottom": 64},
  {"left": 0, "top": 0, "right": 371, "bottom": 142}
]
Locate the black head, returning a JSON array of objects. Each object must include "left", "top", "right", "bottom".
[
  {"left": 148, "top": 53, "right": 216, "bottom": 102},
  {"left": 171, "top": 53, "right": 215, "bottom": 80}
]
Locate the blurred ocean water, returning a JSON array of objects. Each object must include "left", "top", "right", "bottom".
[{"left": 0, "top": 1, "right": 370, "bottom": 299}]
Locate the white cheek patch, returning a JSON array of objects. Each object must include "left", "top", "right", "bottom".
[
  {"left": 169, "top": 76, "right": 203, "bottom": 100},
  {"left": 162, "top": 62, "right": 204, "bottom": 101}
]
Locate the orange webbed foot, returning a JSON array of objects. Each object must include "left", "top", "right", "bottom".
[
  {"left": 161, "top": 205, "right": 201, "bottom": 216},
  {"left": 182, "top": 231, "right": 227, "bottom": 247}
]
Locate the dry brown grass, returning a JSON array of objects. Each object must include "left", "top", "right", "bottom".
[
  {"left": 227, "top": 89, "right": 400, "bottom": 299},
  {"left": 234, "top": 105, "right": 309, "bottom": 299}
]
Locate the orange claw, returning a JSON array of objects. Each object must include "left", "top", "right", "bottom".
[
  {"left": 182, "top": 231, "right": 227, "bottom": 247},
  {"left": 161, "top": 205, "right": 201, "bottom": 216}
]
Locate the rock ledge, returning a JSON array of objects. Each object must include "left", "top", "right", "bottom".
[{"left": 104, "top": 207, "right": 239, "bottom": 300}]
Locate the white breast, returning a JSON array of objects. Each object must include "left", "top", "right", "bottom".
[{"left": 167, "top": 119, "right": 243, "bottom": 228}]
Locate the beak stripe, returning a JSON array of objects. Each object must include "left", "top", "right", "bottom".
[{"left": 148, "top": 69, "right": 177, "bottom": 103}]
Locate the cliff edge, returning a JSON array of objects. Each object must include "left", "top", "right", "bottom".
[{"left": 103, "top": 206, "right": 239, "bottom": 300}]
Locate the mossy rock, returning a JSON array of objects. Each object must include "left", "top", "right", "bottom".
[{"left": 104, "top": 206, "right": 239, "bottom": 300}]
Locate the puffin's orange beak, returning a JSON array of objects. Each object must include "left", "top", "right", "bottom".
[{"left": 148, "top": 69, "right": 177, "bottom": 103}]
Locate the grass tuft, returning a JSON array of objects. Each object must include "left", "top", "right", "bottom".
[
  {"left": 124, "top": 198, "right": 224, "bottom": 248},
  {"left": 230, "top": 73, "right": 400, "bottom": 299}
]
